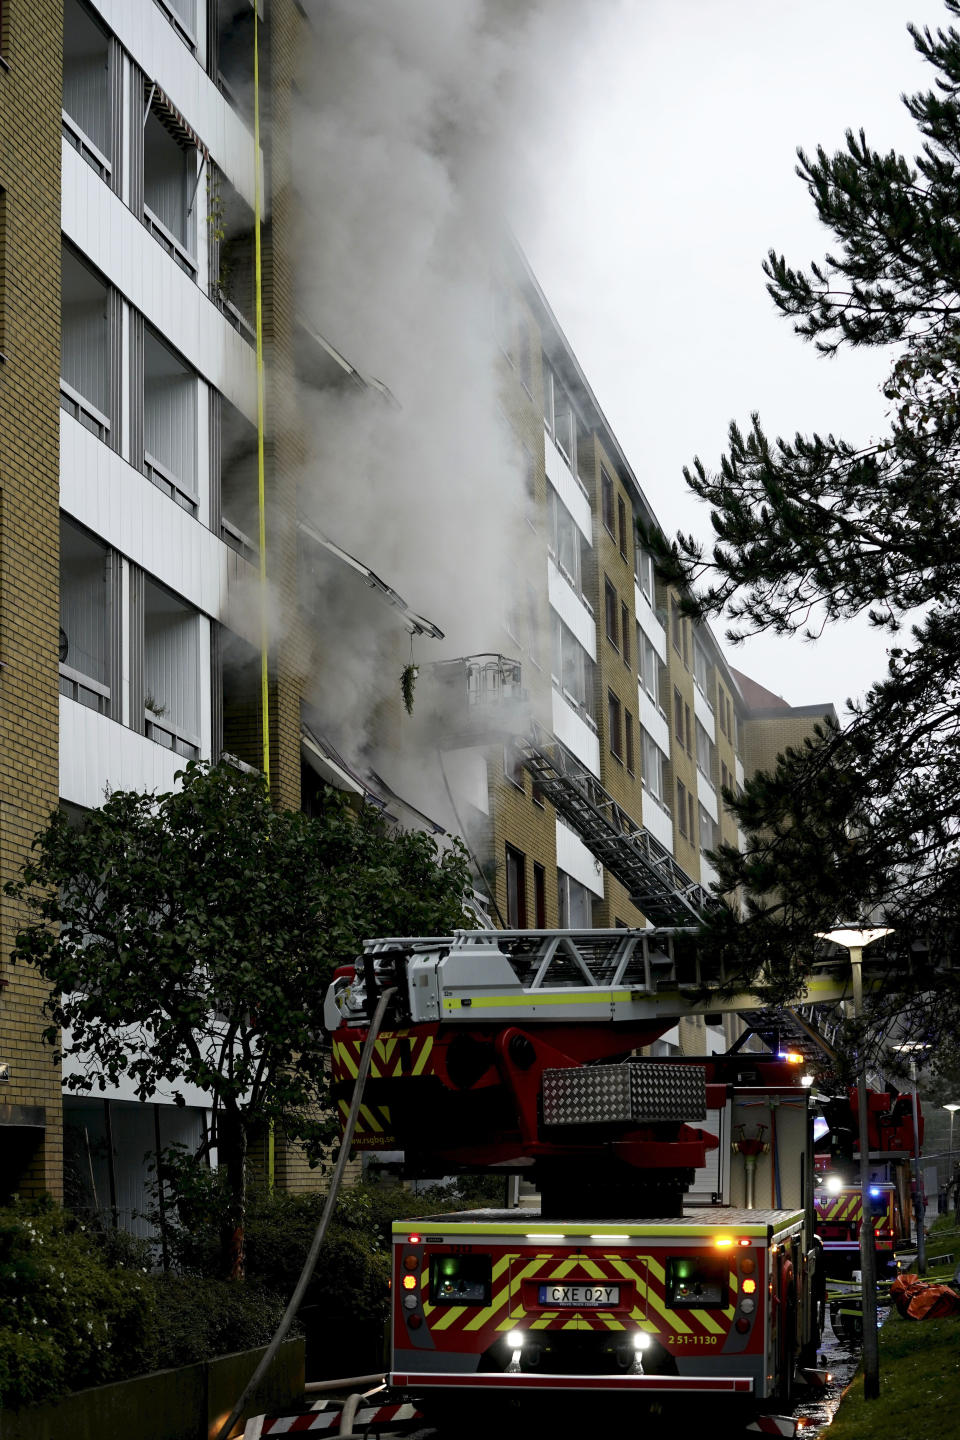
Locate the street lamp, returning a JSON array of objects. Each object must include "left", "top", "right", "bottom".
[
  {"left": 816, "top": 925, "right": 893, "bottom": 1403},
  {"left": 891, "top": 1041, "right": 929, "bottom": 1276},
  {"left": 944, "top": 1103, "right": 960, "bottom": 1211}
]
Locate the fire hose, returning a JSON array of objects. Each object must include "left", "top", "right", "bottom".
[{"left": 214, "top": 986, "right": 398, "bottom": 1440}]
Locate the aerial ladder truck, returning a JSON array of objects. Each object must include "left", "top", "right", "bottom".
[{"left": 323, "top": 926, "right": 858, "bottom": 1422}]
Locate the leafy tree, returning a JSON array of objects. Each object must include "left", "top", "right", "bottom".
[
  {"left": 5, "top": 762, "right": 475, "bottom": 1279},
  {"left": 647, "top": 1, "right": 960, "bottom": 1027}
]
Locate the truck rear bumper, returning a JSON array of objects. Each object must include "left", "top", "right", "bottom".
[{"left": 390, "top": 1371, "right": 754, "bottom": 1394}]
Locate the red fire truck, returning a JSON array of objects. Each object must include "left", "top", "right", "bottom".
[
  {"left": 325, "top": 928, "right": 852, "bottom": 1423},
  {"left": 813, "top": 1088, "right": 922, "bottom": 1272}
]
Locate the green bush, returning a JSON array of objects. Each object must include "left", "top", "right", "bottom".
[
  {"left": 0, "top": 1198, "right": 151, "bottom": 1408},
  {"left": 139, "top": 1275, "right": 288, "bottom": 1373}
]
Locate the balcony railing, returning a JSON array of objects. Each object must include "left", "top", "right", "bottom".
[
  {"left": 145, "top": 711, "right": 200, "bottom": 760},
  {"left": 212, "top": 286, "right": 255, "bottom": 346},
  {"left": 62, "top": 110, "right": 111, "bottom": 182},
  {"left": 60, "top": 379, "right": 111, "bottom": 442},
  {"left": 144, "top": 204, "right": 198, "bottom": 279},
  {"left": 221, "top": 515, "right": 257, "bottom": 564},
  {"left": 144, "top": 450, "right": 199, "bottom": 517},
  {"left": 60, "top": 665, "right": 110, "bottom": 716}
]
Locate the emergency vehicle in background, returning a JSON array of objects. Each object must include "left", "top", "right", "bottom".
[
  {"left": 324, "top": 928, "right": 850, "bottom": 1421},
  {"left": 812, "top": 1087, "right": 922, "bottom": 1274}
]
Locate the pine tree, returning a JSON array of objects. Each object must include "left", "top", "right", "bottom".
[{"left": 649, "top": 1, "right": 960, "bottom": 1042}]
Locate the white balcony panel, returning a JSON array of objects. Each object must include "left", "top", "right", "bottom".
[
  {"left": 544, "top": 431, "right": 592, "bottom": 541},
  {"left": 551, "top": 689, "right": 601, "bottom": 778},
  {"left": 636, "top": 588, "right": 667, "bottom": 661},
  {"left": 62, "top": 141, "right": 256, "bottom": 422},
  {"left": 697, "top": 774, "right": 719, "bottom": 824},
  {"left": 640, "top": 791, "right": 674, "bottom": 853},
  {"left": 547, "top": 557, "right": 597, "bottom": 661},
  {"left": 60, "top": 696, "right": 190, "bottom": 810},
  {"left": 693, "top": 682, "right": 716, "bottom": 735},
  {"left": 735, "top": 757, "right": 745, "bottom": 787},
  {"left": 61, "top": 411, "right": 255, "bottom": 624},
  {"left": 556, "top": 819, "right": 604, "bottom": 899},
  {"left": 443, "top": 748, "right": 489, "bottom": 816},
  {"left": 93, "top": 0, "right": 257, "bottom": 209},
  {"left": 638, "top": 687, "right": 671, "bottom": 754},
  {"left": 700, "top": 856, "right": 720, "bottom": 892},
  {"left": 62, "top": 1041, "right": 215, "bottom": 1107}
]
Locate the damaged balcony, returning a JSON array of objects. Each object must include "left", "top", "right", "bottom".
[{"left": 425, "top": 654, "right": 529, "bottom": 747}]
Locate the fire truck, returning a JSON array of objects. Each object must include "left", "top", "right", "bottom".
[
  {"left": 812, "top": 1087, "right": 922, "bottom": 1273},
  {"left": 324, "top": 928, "right": 852, "bottom": 1421}
]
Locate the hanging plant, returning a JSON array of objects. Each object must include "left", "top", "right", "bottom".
[{"left": 401, "top": 663, "right": 419, "bottom": 715}]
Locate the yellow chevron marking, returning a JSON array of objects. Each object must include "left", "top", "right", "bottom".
[
  {"left": 431, "top": 1305, "right": 467, "bottom": 1331},
  {"left": 530, "top": 1312, "right": 559, "bottom": 1329},
  {"left": 578, "top": 1259, "right": 606, "bottom": 1280},
  {"left": 548, "top": 1258, "right": 580, "bottom": 1280},
  {"left": 412, "top": 1036, "right": 434, "bottom": 1076},
  {"left": 334, "top": 1042, "right": 359, "bottom": 1079},
  {"left": 596, "top": 1313, "right": 624, "bottom": 1330},
  {"left": 561, "top": 1317, "right": 580, "bottom": 1331},
  {"left": 358, "top": 1105, "right": 382, "bottom": 1133},
  {"left": 690, "top": 1309, "right": 725, "bottom": 1334},
  {"left": 638, "top": 1258, "right": 692, "bottom": 1336}
]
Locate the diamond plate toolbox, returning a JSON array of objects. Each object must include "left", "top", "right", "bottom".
[{"left": 541, "top": 1063, "right": 707, "bottom": 1126}]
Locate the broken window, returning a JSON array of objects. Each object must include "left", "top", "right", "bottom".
[
  {"left": 208, "top": 167, "right": 255, "bottom": 343},
  {"left": 219, "top": 396, "right": 259, "bottom": 559}
]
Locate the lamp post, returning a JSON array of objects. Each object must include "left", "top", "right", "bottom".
[
  {"left": 892, "top": 1042, "right": 929, "bottom": 1276},
  {"left": 816, "top": 925, "right": 893, "bottom": 1403},
  {"left": 945, "top": 1104, "right": 960, "bottom": 1209}
]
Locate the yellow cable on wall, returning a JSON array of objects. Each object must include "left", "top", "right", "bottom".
[{"left": 253, "top": 1, "right": 270, "bottom": 788}]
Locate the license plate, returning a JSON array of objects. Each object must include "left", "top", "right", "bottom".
[{"left": 538, "top": 1284, "right": 620, "bottom": 1308}]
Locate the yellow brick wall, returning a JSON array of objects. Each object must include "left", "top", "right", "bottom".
[{"left": 0, "top": 0, "right": 65, "bottom": 1198}]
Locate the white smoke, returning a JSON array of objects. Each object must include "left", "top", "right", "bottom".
[{"left": 291, "top": 0, "right": 599, "bottom": 827}]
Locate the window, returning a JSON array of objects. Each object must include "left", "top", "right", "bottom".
[
  {"left": 605, "top": 578, "right": 619, "bottom": 650},
  {"left": 506, "top": 845, "right": 527, "bottom": 928},
  {"left": 143, "top": 328, "right": 199, "bottom": 514},
  {"left": 721, "top": 761, "right": 731, "bottom": 794},
  {"left": 558, "top": 870, "right": 594, "bottom": 928},
  {"left": 142, "top": 578, "right": 201, "bottom": 759},
  {"left": 718, "top": 686, "right": 730, "bottom": 737},
  {"left": 618, "top": 496, "right": 628, "bottom": 558},
  {"left": 551, "top": 613, "right": 597, "bottom": 723},
  {"left": 543, "top": 361, "right": 577, "bottom": 468},
  {"left": 636, "top": 545, "right": 655, "bottom": 604},
  {"left": 625, "top": 710, "right": 635, "bottom": 775},
  {"left": 601, "top": 466, "right": 615, "bottom": 536},
  {"left": 60, "top": 244, "right": 114, "bottom": 442},
  {"left": 532, "top": 782, "right": 546, "bottom": 809},
  {"left": 214, "top": 0, "right": 260, "bottom": 122},
  {"left": 534, "top": 863, "right": 547, "bottom": 928},
  {"left": 209, "top": 168, "right": 255, "bottom": 344},
  {"left": 677, "top": 780, "right": 695, "bottom": 843},
  {"left": 694, "top": 641, "right": 711, "bottom": 697},
  {"left": 621, "top": 603, "right": 630, "bottom": 668},
  {"left": 504, "top": 744, "right": 525, "bottom": 791},
  {"left": 549, "top": 485, "right": 585, "bottom": 595},
  {"left": 670, "top": 595, "right": 682, "bottom": 655},
  {"left": 155, "top": 0, "right": 197, "bottom": 53},
  {"left": 59, "top": 518, "right": 116, "bottom": 716},
  {"left": 696, "top": 719, "right": 715, "bottom": 780},
  {"left": 674, "top": 686, "right": 684, "bottom": 744},
  {"left": 699, "top": 805, "right": 716, "bottom": 855},
  {"left": 62, "top": 0, "right": 113, "bottom": 182},
  {"left": 640, "top": 632, "right": 662, "bottom": 704},
  {"left": 143, "top": 105, "right": 198, "bottom": 275},
  {"left": 685, "top": 703, "right": 693, "bottom": 754},
  {"left": 526, "top": 585, "right": 539, "bottom": 666},
  {"left": 608, "top": 691, "right": 623, "bottom": 761},
  {"left": 641, "top": 729, "right": 667, "bottom": 803},
  {"left": 0, "top": 189, "right": 6, "bottom": 359},
  {"left": 219, "top": 395, "right": 259, "bottom": 560}
]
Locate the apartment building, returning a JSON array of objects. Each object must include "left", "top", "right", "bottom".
[{"left": 0, "top": 0, "right": 835, "bottom": 1215}]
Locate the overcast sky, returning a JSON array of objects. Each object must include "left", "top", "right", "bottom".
[{"left": 518, "top": 0, "right": 948, "bottom": 717}]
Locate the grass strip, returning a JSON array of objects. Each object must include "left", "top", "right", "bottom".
[{"left": 826, "top": 1311, "right": 960, "bottom": 1440}]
